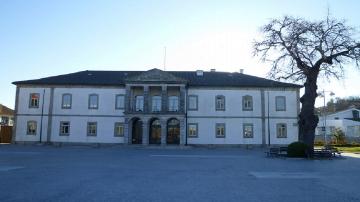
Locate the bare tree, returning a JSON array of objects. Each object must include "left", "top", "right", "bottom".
[{"left": 254, "top": 15, "right": 360, "bottom": 156}]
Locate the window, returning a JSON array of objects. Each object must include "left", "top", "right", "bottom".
[
  {"left": 115, "top": 95, "right": 125, "bottom": 109},
  {"left": 168, "top": 96, "right": 179, "bottom": 112},
  {"left": 87, "top": 122, "right": 97, "bottom": 136},
  {"left": 188, "top": 95, "right": 198, "bottom": 110},
  {"left": 1, "top": 116, "right": 9, "bottom": 125},
  {"left": 114, "top": 122, "right": 124, "bottom": 137},
  {"left": 29, "top": 93, "right": 40, "bottom": 108},
  {"left": 88, "top": 94, "right": 99, "bottom": 109},
  {"left": 188, "top": 123, "right": 198, "bottom": 137},
  {"left": 60, "top": 122, "right": 70, "bottom": 136},
  {"left": 243, "top": 123, "right": 253, "bottom": 138},
  {"left": 215, "top": 95, "right": 225, "bottom": 111},
  {"left": 152, "top": 96, "right": 162, "bottom": 112},
  {"left": 275, "top": 96, "right": 286, "bottom": 111},
  {"left": 62, "top": 94, "right": 72, "bottom": 109},
  {"left": 27, "top": 121, "right": 37, "bottom": 135},
  {"left": 276, "top": 123, "right": 287, "bottom": 138},
  {"left": 242, "top": 95, "right": 253, "bottom": 111},
  {"left": 135, "top": 96, "right": 144, "bottom": 111},
  {"left": 216, "top": 123, "right": 225, "bottom": 138},
  {"left": 353, "top": 110, "right": 359, "bottom": 119}
]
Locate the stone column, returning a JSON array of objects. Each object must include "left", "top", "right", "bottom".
[
  {"left": 261, "top": 89, "right": 266, "bottom": 146},
  {"left": 143, "top": 86, "right": 149, "bottom": 113},
  {"left": 179, "top": 118, "right": 186, "bottom": 145},
  {"left": 161, "top": 119, "right": 167, "bottom": 145},
  {"left": 125, "top": 85, "right": 131, "bottom": 113},
  {"left": 142, "top": 118, "right": 149, "bottom": 145},
  {"left": 179, "top": 86, "right": 186, "bottom": 113},
  {"left": 124, "top": 118, "right": 130, "bottom": 144},
  {"left": 161, "top": 85, "right": 168, "bottom": 112}
]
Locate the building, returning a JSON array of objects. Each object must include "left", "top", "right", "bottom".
[
  {"left": 316, "top": 107, "right": 360, "bottom": 141},
  {"left": 12, "top": 68, "right": 301, "bottom": 146},
  {"left": 0, "top": 104, "right": 14, "bottom": 126}
]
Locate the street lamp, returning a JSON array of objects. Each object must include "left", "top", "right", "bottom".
[{"left": 317, "top": 90, "right": 335, "bottom": 145}]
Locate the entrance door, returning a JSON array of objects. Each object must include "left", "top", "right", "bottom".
[
  {"left": 132, "top": 119, "right": 142, "bottom": 144},
  {"left": 149, "top": 119, "right": 161, "bottom": 144},
  {"left": 167, "top": 119, "right": 180, "bottom": 144}
]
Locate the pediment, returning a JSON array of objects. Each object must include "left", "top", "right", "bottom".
[{"left": 125, "top": 68, "right": 187, "bottom": 84}]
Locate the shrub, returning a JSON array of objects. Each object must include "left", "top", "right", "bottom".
[
  {"left": 314, "top": 140, "right": 325, "bottom": 146},
  {"left": 287, "top": 141, "right": 308, "bottom": 157},
  {"left": 332, "top": 128, "right": 346, "bottom": 145}
]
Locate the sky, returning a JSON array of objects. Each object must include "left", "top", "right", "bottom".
[{"left": 1, "top": 0, "right": 360, "bottom": 109}]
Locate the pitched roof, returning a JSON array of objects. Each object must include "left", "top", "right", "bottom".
[
  {"left": 0, "top": 104, "right": 14, "bottom": 116},
  {"left": 13, "top": 69, "right": 302, "bottom": 88}
]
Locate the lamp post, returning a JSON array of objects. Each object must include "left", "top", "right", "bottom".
[{"left": 317, "top": 90, "right": 335, "bottom": 145}]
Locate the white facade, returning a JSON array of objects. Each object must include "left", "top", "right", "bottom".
[{"left": 13, "top": 70, "right": 300, "bottom": 146}]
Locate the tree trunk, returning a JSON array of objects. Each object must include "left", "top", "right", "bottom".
[{"left": 298, "top": 70, "right": 319, "bottom": 157}]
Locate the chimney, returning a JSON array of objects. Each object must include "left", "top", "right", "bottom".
[
  {"left": 210, "top": 69, "right": 216, "bottom": 72},
  {"left": 196, "top": 70, "right": 204, "bottom": 76},
  {"left": 240, "top": 69, "right": 244, "bottom": 74}
]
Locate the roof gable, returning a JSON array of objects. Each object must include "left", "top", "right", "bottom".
[{"left": 125, "top": 68, "right": 186, "bottom": 84}]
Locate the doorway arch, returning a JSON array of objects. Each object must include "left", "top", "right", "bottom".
[
  {"left": 149, "top": 118, "right": 161, "bottom": 144},
  {"left": 167, "top": 118, "right": 180, "bottom": 144},
  {"left": 131, "top": 118, "right": 142, "bottom": 144}
]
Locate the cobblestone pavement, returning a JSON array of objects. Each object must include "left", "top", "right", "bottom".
[{"left": 1, "top": 145, "right": 360, "bottom": 202}]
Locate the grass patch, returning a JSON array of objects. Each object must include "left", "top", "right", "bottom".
[{"left": 335, "top": 147, "right": 360, "bottom": 153}]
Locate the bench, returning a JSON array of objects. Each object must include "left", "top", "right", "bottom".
[
  {"left": 324, "top": 145, "right": 342, "bottom": 157},
  {"left": 265, "top": 147, "right": 280, "bottom": 157}
]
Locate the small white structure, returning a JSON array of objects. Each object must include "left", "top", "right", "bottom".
[
  {"left": 316, "top": 107, "right": 360, "bottom": 140},
  {"left": 12, "top": 68, "right": 301, "bottom": 146}
]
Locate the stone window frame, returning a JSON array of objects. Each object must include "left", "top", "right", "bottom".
[
  {"left": 168, "top": 96, "right": 179, "bottom": 112},
  {"left": 276, "top": 123, "right": 287, "bottom": 138},
  {"left": 188, "top": 123, "right": 198, "bottom": 138},
  {"left": 242, "top": 95, "right": 253, "bottom": 111},
  {"left": 135, "top": 95, "right": 144, "bottom": 112},
  {"left": 151, "top": 95, "right": 162, "bottom": 112},
  {"left": 243, "top": 123, "right": 254, "bottom": 138},
  {"left": 115, "top": 94, "right": 125, "bottom": 110},
  {"left": 29, "top": 93, "right": 40, "bottom": 108},
  {"left": 215, "top": 95, "right": 225, "bottom": 111},
  {"left": 61, "top": 93, "right": 72, "bottom": 109},
  {"left": 27, "top": 120, "right": 37, "bottom": 135},
  {"left": 188, "top": 95, "right": 198, "bottom": 111},
  {"left": 87, "top": 122, "right": 97, "bottom": 136},
  {"left": 275, "top": 96, "right": 286, "bottom": 111},
  {"left": 88, "top": 94, "right": 99, "bottom": 109},
  {"left": 215, "top": 123, "right": 226, "bottom": 138},
  {"left": 59, "top": 121, "right": 70, "bottom": 136},
  {"left": 114, "top": 122, "right": 124, "bottom": 137}
]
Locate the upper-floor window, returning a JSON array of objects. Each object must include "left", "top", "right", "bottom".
[
  {"left": 27, "top": 121, "right": 37, "bottom": 135},
  {"left": 59, "top": 121, "right": 70, "bottom": 136},
  {"left": 168, "top": 96, "right": 179, "bottom": 112},
  {"left": 188, "top": 95, "right": 198, "bottom": 110},
  {"left": 215, "top": 95, "right": 225, "bottom": 111},
  {"left": 275, "top": 96, "right": 286, "bottom": 111},
  {"left": 1, "top": 116, "right": 9, "bottom": 125},
  {"left": 88, "top": 94, "right": 99, "bottom": 109},
  {"left": 152, "top": 96, "right": 162, "bottom": 112},
  {"left": 87, "top": 122, "right": 97, "bottom": 136},
  {"left": 243, "top": 123, "right": 253, "bottom": 138},
  {"left": 188, "top": 123, "right": 198, "bottom": 137},
  {"left": 135, "top": 96, "right": 144, "bottom": 111},
  {"left": 242, "top": 95, "right": 253, "bottom": 111},
  {"left": 353, "top": 110, "right": 359, "bottom": 119},
  {"left": 216, "top": 123, "right": 225, "bottom": 138},
  {"left": 29, "top": 93, "right": 40, "bottom": 108},
  {"left": 62, "top": 94, "right": 72, "bottom": 109},
  {"left": 276, "top": 123, "right": 287, "bottom": 138},
  {"left": 114, "top": 122, "right": 124, "bottom": 137},
  {"left": 115, "top": 95, "right": 125, "bottom": 109}
]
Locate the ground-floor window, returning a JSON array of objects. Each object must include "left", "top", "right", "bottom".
[
  {"left": 276, "top": 123, "right": 287, "bottom": 138},
  {"left": 87, "top": 122, "right": 97, "bottom": 136},
  {"left": 188, "top": 123, "right": 198, "bottom": 137},
  {"left": 27, "top": 121, "right": 37, "bottom": 135},
  {"left": 243, "top": 123, "right": 253, "bottom": 138},
  {"left": 114, "top": 122, "right": 124, "bottom": 137},
  {"left": 216, "top": 123, "right": 225, "bottom": 138},
  {"left": 60, "top": 122, "right": 70, "bottom": 136}
]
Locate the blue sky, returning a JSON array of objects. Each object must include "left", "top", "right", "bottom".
[{"left": 1, "top": 0, "right": 360, "bottom": 109}]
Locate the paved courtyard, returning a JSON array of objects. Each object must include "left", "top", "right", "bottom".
[{"left": 1, "top": 144, "right": 360, "bottom": 202}]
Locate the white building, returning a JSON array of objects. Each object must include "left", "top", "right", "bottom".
[
  {"left": 12, "top": 68, "right": 301, "bottom": 146},
  {"left": 316, "top": 107, "right": 360, "bottom": 140}
]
